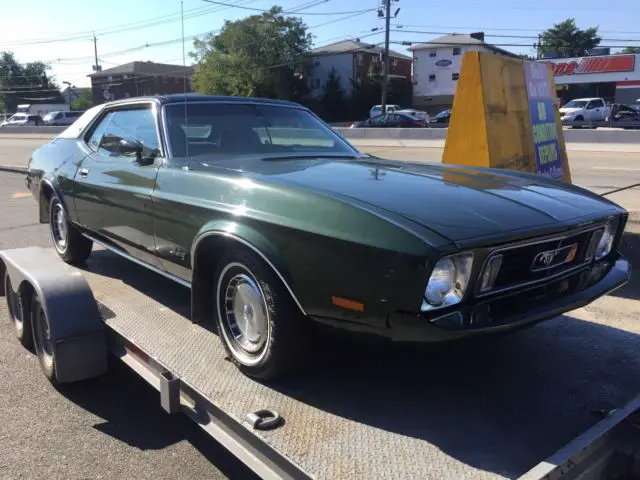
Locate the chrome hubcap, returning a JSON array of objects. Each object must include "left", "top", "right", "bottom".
[
  {"left": 224, "top": 273, "right": 268, "bottom": 354},
  {"left": 52, "top": 204, "right": 68, "bottom": 250}
]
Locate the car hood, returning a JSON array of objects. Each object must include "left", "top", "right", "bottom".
[
  {"left": 559, "top": 107, "right": 582, "bottom": 114},
  {"left": 255, "top": 158, "right": 620, "bottom": 245}
]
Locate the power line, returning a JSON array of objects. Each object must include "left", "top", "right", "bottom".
[
  {"left": 390, "top": 29, "right": 640, "bottom": 43},
  {"left": 394, "top": 24, "right": 640, "bottom": 35},
  {"left": 201, "top": 0, "right": 377, "bottom": 15}
]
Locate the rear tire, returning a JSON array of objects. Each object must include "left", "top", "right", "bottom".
[
  {"left": 214, "top": 249, "right": 308, "bottom": 381},
  {"left": 49, "top": 195, "right": 92, "bottom": 265},
  {"left": 4, "top": 270, "right": 33, "bottom": 349},
  {"left": 31, "top": 293, "right": 58, "bottom": 384}
]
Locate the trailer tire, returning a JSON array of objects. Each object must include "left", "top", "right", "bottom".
[
  {"left": 4, "top": 270, "right": 33, "bottom": 349},
  {"left": 30, "top": 293, "right": 59, "bottom": 384},
  {"left": 49, "top": 195, "right": 92, "bottom": 265},
  {"left": 214, "top": 249, "right": 308, "bottom": 381}
]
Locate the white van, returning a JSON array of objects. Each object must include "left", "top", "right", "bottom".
[
  {"left": 42, "top": 110, "right": 84, "bottom": 126},
  {"left": 369, "top": 104, "right": 400, "bottom": 118}
]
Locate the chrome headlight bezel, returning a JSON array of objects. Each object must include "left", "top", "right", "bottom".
[
  {"left": 421, "top": 252, "right": 474, "bottom": 312},
  {"left": 594, "top": 217, "right": 619, "bottom": 261}
]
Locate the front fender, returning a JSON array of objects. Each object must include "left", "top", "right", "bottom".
[{"left": 190, "top": 220, "right": 306, "bottom": 321}]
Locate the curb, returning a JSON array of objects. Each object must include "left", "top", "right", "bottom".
[{"left": 0, "top": 166, "right": 27, "bottom": 174}]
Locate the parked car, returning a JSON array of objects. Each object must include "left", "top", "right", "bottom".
[
  {"left": 350, "top": 112, "right": 426, "bottom": 128},
  {"left": 42, "top": 110, "right": 84, "bottom": 126},
  {"left": 26, "top": 94, "right": 630, "bottom": 380},
  {"left": 426, "top": 109, "right": 451, "bottom": 125},
  {"left": 0, "top": 114, "right": 43, "bottom": 127},
  {"left": 559, "top": 98, "right": 610, "bottom": 125},
  {"left": 607, "top": 104, "right": 640, "bottom": 129},
  {"left": 369, "top": 104, "right": 400, "bottom": 118},
  {"left": 397, "top": 109, "right": 429, "bottom": 121}
]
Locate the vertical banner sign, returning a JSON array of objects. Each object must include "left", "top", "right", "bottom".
[{"left": 524, "top": 61, "right": 564, "bottom": 180}]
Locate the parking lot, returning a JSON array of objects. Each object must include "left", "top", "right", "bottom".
[{"left": 0, "top": 140, "right": 639, "bottom": 478}]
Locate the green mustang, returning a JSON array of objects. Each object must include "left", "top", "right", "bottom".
[{"left": 26, "top": 94, "right": 630, "bottom": 379}]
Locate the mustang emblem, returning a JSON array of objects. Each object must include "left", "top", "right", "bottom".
[{"left": 531, "top": 244, "right": 578, "bottom": 271}]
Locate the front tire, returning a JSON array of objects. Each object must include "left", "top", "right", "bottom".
[
  {"left": 49, "top": 195, "right": 92, "bottom": 264},
  {"left": 4, "top": 270, "right": 32, "bottom": 349},
  {"left": 214, "top": 249, "right": 308, "bottom": 380}
]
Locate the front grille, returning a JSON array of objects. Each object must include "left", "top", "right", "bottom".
[{"left": 479, "top": 226, "right": 603, "bottom": 295}]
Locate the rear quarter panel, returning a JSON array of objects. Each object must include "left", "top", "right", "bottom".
[{"left": 28, "top": 138, "right": 88, "bottom": 223}]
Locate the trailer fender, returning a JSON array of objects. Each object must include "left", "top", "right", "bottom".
[{"left": 0, "top": 247, "right": 108, "bottom": 383}]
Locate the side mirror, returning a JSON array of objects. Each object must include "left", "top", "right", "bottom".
[{"left": 118, "top": 138, "right": 155, "bottom": 165}]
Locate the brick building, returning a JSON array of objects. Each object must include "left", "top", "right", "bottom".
[
  {"left": 89, "top": 61, "right": 195, "bottom": 105},
  {"left": 307, "top": 39, "right": 412, "bottom": 97}
]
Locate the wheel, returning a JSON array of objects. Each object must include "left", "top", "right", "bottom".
[
  {"left": 4, "top": 270, "right": 32, "bottom": 348},
  {"left": 49, "top": 195, "right": 92, "bottom": 264},
  {"left": 214, "top": 249, "right": 308, "bottom": 380},
  {"left": 572, "top": 115, "right": 584, "bottom": 129},
  {"left": 30, "top": 293, "right": 58, "bottom": 384}
]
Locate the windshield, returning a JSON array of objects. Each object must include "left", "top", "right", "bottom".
[
  {"left": 435, "top": 110, "right": 450, "bottom": 118},
  {"left": 8, "top": 115, "right": 27, "bottom": 122},
  {"left": 164, "top": 102, "right": 359, "bottom": 158},
  {"left": 42, "top": 113, "right": 55, "bottom": 121},
  {"left": 563, "top": 100, "right": 588, "bottom": 109}
]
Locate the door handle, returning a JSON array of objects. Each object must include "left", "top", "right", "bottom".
[{"left": 79, "top": 168, "right": 89, "bottom": 177}]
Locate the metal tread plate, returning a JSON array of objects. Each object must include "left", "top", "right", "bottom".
[{"left": 80, "top": 250, "right": 496, "bottom": 479}]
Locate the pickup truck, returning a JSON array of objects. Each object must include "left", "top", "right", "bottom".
[{"left": 559, "top": 97, "right": 611, "bottom": 123}]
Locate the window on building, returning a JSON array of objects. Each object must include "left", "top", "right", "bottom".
[
  {"left": 392, "top": 58, "right": 398, "bottom": 67},
  {"left": 429, "top": 51, "right": 436, "bottom": 58},
  {"left": 452, "top": 73, "right": 459, "bottom": 81},
  {"left": 429, "top": 74, "right": 436, "bottom": 82},
  {"left": 452, "top": 47, "right": 461, "bottom": 56},
  {"left": 356, "top": 53, "right": 363, "bottom": 66}
]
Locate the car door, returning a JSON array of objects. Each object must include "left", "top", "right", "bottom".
[
  {"left": 72, "top": 103, "right": 165, "bottom": 268},
  {"left": 586, "top": 99, "right": 604, "bottom": 120}
]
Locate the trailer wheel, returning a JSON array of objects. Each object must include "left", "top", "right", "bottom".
[
  {"left": 49, "top": 195, "right": 93, "bottom": 265},
  {"left": 4, "top": 270, "right": 33, "bottom": 349},
  {"left": 214, "top": 250, "right": 308, "bottom": 381},
  {"left": 30, "top": 293, "right": 58, "bottom": 384}
]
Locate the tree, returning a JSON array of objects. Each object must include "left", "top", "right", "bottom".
[
  {"left": 0, "top": 51, "right": 63, "bottom": 111},
  {"left": 320, "top": 68, "right": 346, "bottom": 121},
  {"left": 539, "top": 19, "right": 601, "bottom": 57},
  {"left": 191, "top": 6, "right": 313, "bottom": 100},
  {"left": 621, "top": 47, "right": 640, "bottom": 54},
  {"left": 71, "top": 90, "right": 93, "bottom": 111}
]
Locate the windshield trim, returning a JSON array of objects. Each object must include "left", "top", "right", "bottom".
[{"left": 161, "top": 101, "right": 361, "bottom": 159}]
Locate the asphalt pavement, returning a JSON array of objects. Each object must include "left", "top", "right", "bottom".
[
  {"left": 0, "top": 174, "right": 254, "bottom": 480},
  {"left": 0, "top": 140, "right": 639, "bottom": 479}
]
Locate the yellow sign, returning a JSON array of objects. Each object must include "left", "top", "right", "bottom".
[{"left": 442, "top": 51, "right": 571, "bottom": 183}]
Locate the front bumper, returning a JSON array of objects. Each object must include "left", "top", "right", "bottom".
[{"left": 389, "top": 256, "right": 631, "bottom": 342}]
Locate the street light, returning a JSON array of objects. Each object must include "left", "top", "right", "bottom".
[{"left": 62, "top": 81, "right": 72, "bottom": 105}]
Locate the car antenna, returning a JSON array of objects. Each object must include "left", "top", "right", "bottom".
[{"left": 181, "top": 0, "right": 190, "bottom": 169}]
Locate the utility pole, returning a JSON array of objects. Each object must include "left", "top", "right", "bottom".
[
  {"left": 93, "top": 33, "right": 101, "bottom": 73},
  {"left": 380, "top": 0, "right": 392, "bottom": 115}
]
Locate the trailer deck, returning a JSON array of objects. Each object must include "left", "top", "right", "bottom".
[{"left": 3, "top": 246, "right": 639, "bottom": 479}]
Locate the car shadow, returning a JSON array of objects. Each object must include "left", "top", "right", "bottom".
[
  {"left": 74, "top": 249, "right": 639, "bottom": 479},
  {"left": 53, "top": 362, "right": 258, "bottom": 479}
]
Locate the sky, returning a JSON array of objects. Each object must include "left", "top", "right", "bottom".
[{"left": 1, "top": 0, "right": 639, "bottom": 89}]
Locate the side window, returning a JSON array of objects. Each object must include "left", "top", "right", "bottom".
[
  {"left": 595, "top": 99, "right": 605, "bottom": 108},
  {"left": 586, "top": 102, "right": 596, "bottom": 110},
  {"left": 86, "top": 112, "right": 113, "bottom": 152},
  {"left": 99, "top": 108, "right": 160, "bottom": 158},
  {"left": 453, "top": 47, "right": 461, "bottom": 55},
  {"left": 55, "top": 113, "right": 63, "bottom": 120}
]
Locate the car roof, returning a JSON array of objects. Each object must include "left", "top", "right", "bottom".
[
  {"left": 102, "top": 93, "right": 302, "bottom": 108},
  {"left": 569, "top": 97, "right": 601, "bottom": 101}
]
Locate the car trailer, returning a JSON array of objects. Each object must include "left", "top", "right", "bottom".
[{"left": 1, "top": 246, "right": 639, "bottom": 480}]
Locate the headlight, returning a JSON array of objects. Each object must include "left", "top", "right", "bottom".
[
  {"left": 421, "top": 253, "right": 473, "bottom": 312},
  {"left": 595, "top": 217, "right": 619, "bottom": 260}
]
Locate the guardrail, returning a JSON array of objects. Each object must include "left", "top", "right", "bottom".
[
  {"left": 3, "top": 124, "right": 640, "bottom": 146},
  {"left": 561, "top": 119, "right": 640, "bottom": 130}
]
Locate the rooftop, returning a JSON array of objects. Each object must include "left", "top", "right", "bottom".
[
  {"left": 103, "top": 93, "right": 302, "bottom": 107},
  {"left": 311, "top": 39, "right": 412, "bottom": 60},
  {"left": 407, "top": 34, "right": 519, "bottom": 58},
  {"left": 89, "top": 61, "right": 194, "bottom": 78}
]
